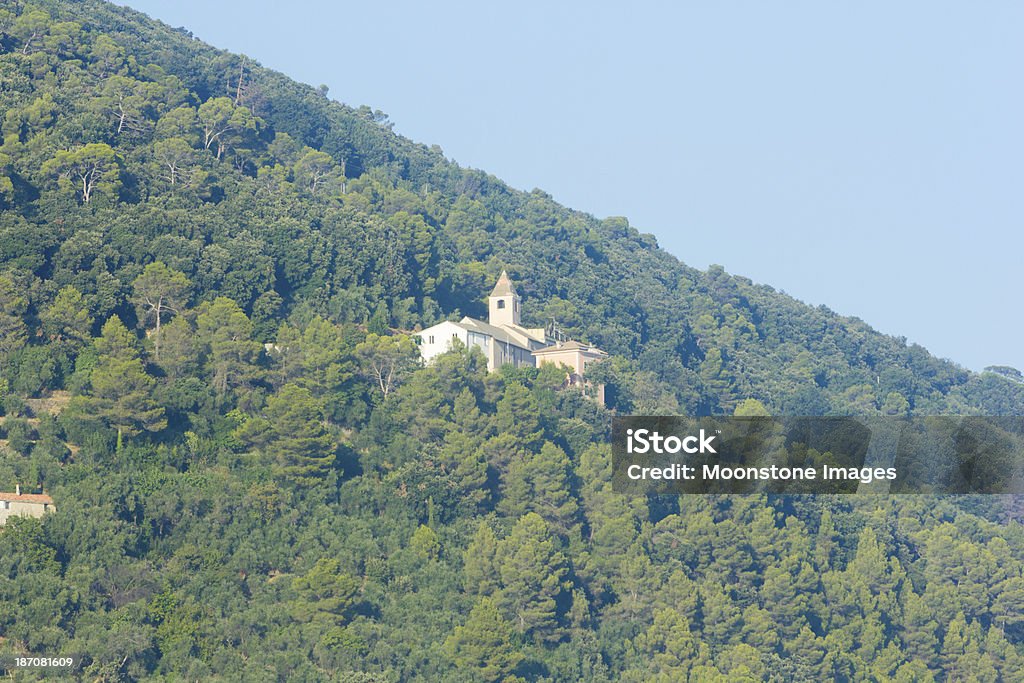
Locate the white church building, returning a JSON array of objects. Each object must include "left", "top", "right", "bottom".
[{"left": 415, "top": 271, "right": 551, "bottom": 371}]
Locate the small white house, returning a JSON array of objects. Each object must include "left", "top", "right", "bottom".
[{"left": 0, "top": 486, "right": 55, "bottom": 525}]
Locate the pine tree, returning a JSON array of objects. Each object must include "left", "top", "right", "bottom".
[
  {"left": 298, "top": 316, "right": 356, "bottom": 399},
  {"left": 700, "top": 586, "right": 743, "bottom": 646},
  {"left": 740, "top": 603, "right": 781, "bottom": 651},
  {"left": 410, "top": 525, "right": 440, "bottom": 561},
  {"left": 631, "top": 608, "right": 697, "bottom": 678},
  {"left": 264, "top": 384, "right": 336, "bottom": 484},
  {"left": 290, "top": 558, "right": 360, "bottom": 623},
  {"left": 132, "top": 261, "right": 190, "bottom": 360},
  {"left": 494, "top": 382, "right": 543, "bottom": 448},
  {"left": 440, "top": 431, "right": 488, "bottom": 506},
  {"left": 499, "top": 441, "right": 579, "bottom": 537},
  {"left": 0, "top": 274, "right": 28, "bottom": 363},
  {"left": 786, "top": 626, "right": 833, "bottom": 681},
  {"left": 40, "top": 285, "right": 92, "bottom": 350},
  {"left": 70, "top": 315, "right": 165, "bottom": 441},
  {"left": 463, "top": 520, "right": 500, "bottom": 597},
  {"left": 940, "top": 613, "right": 968, "bottom": 676},
  {"left": 814, "top": 507, "right": 838, "bottom": 570},
  {"left": 992, "top": 575, "right": 1024, "bottom": 633},
  {"left": 453, "top": 387, "right": 491, "bottom": 438},
  {"left": 443, "top": 598, "right": 523, "bottom": 682},
  {"left": 367, "top": 302, "right": 390, "bottom": 335},
  {"left": 610, "top": 539, "right": 659, "bottom": 620},
  {"left": 761, "top": 559, "right": 815, "bottom": 641},
  {"left": 156, "top": 316, "right": 198, "bottom": 381},
  {"left": 196, "top": 297, "right": 262, "bottom": 398},
  {"left": 898, "top": 589, "right": 939, "bottom": 668},
  {"left": 497, "top": 513, "right": 571, "bottom": 641}
]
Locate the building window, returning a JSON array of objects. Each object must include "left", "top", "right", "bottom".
[
  {"left": 497, "top": 300, "right": 505, "bottom": 309},
  {"left": 1, "top": 501, "right": 9, "bottom": 510},
  {"left": 428, "top": 335, "right": 434, "bottom": 344}
]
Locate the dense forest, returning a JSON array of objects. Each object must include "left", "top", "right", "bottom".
[{"left": 2, "top": 1, "right": 1024, "bottom": 680}]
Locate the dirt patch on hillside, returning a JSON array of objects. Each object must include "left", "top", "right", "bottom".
[{"left": 23, "top": 391, "right": 71, "bottom": 416}]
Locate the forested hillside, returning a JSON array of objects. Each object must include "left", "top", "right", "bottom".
[{"left": 2, "top": 2, "right": 1024, "bottom": 680}]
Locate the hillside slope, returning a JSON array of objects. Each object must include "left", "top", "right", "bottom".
[
  {"left": 2, "top": 0, "right": 1021, "bottom": 418},
  {"left": 1, "top": 2, "right": 1024, "bottom": 681}
]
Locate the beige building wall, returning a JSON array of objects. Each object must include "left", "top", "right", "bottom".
[
  {"left": 533, "top": 343, "right": 609, "bottom": 405},
  {"left": 0, "top": 493, "right": 55, "bottom": 525},
  {"left": 535, "top": 348, "right": 587, "bottom": 374}
]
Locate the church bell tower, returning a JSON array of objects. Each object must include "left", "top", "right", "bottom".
[{"left": 488, "top": 270, "right": 520, "bottom": 327}]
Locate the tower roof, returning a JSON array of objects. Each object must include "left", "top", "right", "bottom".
[{"left": 489, "top": 270, "right": 517, "bottom": 297}]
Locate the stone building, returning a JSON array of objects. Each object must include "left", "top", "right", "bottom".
[
  {"left": 0, "top": 485, "right": 56, "bottom": 525},
  {"left": 416, "top": 271, "right": 551, "bottom": 371},
  {"left": 532, "top": 340, "right": 609, "bottom": 403},
  {"left": 415, "top": 271, "right": 608, "bottom": 402}
]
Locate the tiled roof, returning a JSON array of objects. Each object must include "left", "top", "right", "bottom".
[
  {"left": 459, "top": 317, "right": 533, "bottom": 350},
  {"left": 489, "top": 270, "right": 517, "bottom": 297},
  {"left": 0, "top": 492, "right": 55, "bottom": 505},
  {"left": 534, "top": 341, "right": 608, "bottom": 355},
  {"left": 502, "top": 323, "right": 548, "bottom": 344}
]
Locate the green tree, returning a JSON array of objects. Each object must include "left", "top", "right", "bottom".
[
  {"left": 499, "top": 441, "right": 579, "bottom": 537},
  {"left": 354, "top": 333, "right": 420, "bottom": 399},
  {"left": 630, "top": 608, "right": 697, "bottom": 680},
  {"left": 497, "top": 512, "right": 571, "bottom": 641},
  {"left": 41, "top": 143, "right": 120, "bottom": 204},
  {"left": 154, "top": 106, "right": 198, "bottom": 142},
  {"left": 291, "top": 558, "right": 360, "bottom": 623},
  {"left": 40, "top": 285, "right": 92, "bottom": 350},
  {"left": 132, "top": 262, "right": 191, "bottom": 361},
  {"left": 89, "top": 33, "right": 124, "bottom": 74},
  {"left": 156, "top": 316, "right": 198, "bottom": 381},
  {"left": 196, "top": 298, "right": 261, "bottom": 397},
  {"left": 734, "top": 398, "right": 770, "bottom": 416},
  {"left": 439, "top": 431, "right": 488, "bottom": 506},
  {"left": 882, "top": 391, "right": 911, "bottom": 416},
  {"left": 463, "top": 521, "right": 501, "bottom": 597},
  {"left": 366, "top": 302, "right": 390, "bottom": 335},
  {"left": 263, "top": 384, "right": 336, "bottom": 484},
  {"left": 152, "top": 138, "right": 196, "bottom": 186},
  {"left": 0, "top": 275, "right": 28, "bottom": 364},
  {"left": 294, "top": 149, "right": 337, "bottom": 195},
  {"left": 69, "top": 316, "right": 165, "bottom": 441},
  {"left": 296, "top": 316, "right": 357, "bottom": 402},
  {"left": 898, "top": 589, "right": 939, "bottom": 667},
  {"left": 494, "top": 382, "right": 543, "bottom": 449},
  {"left": 93, "top": 75, "right": 155, "bottom": 138},
  {"left": 12, "top": 9, "right": 50, "bottom": 55},
  {"left": 700, "top": 586, "right": 743, "bottom": 646},
  {"left": 196, "top": 97, "right": 256, "bottom": 160},
  {"left": 410, "top": 524, "right": 440, "bottom": 561},
  {"left": 443, "top": 598, "right": 523, "bottom": 683}
]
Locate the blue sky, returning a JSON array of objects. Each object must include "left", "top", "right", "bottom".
[{"left": 120, "top": 1, "right": 1024, "bottom": 373}]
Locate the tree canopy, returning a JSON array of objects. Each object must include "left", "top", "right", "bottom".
[{"left": 1, "top": 2, "right": 1023, "bottom": 680}]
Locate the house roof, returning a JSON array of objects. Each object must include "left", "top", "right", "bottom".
[
  {"left": 533, "top": 340, "right": 608, "bottom": 356},
  {"left": 489, "top": 270, "right": 517, "bottom": 297},
  {"left": 459, "top": 317, "right": 534, "bottom": 350},
  {"left": 0, "top": 492, "right": 55, "bottom": 505},
  {"left": 502, "top": 323, "right": 548, "bottom": 345}
]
